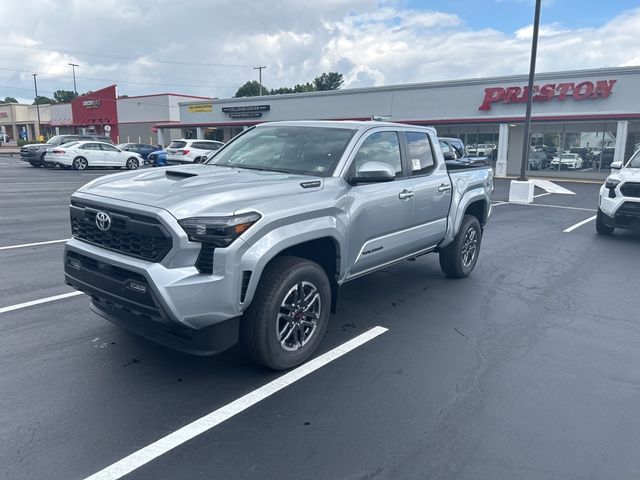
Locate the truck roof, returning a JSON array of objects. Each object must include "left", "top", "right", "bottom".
[{"left": 255, "top": 120, "right": 436, "bottom": 135}]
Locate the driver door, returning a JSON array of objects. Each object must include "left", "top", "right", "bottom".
[{"left": 345, "top": 130, "right": 416, "bottom": 279}]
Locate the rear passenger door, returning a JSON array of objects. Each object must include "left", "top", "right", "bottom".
[
  {"left": 404, "top": 131, "right": 452, "bottom": 249},
  {"left": 79, "top": 143, "right": 105, "bottom": 166}
]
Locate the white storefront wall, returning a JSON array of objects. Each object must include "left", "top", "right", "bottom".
[{"left": 165, "top": 66, "right": 640, "bottom": 177}]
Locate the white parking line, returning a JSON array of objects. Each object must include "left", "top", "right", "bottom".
[
  {"left": 83, "top": 326, "right": 389, "bottom": 480},
  {"left": 533, "top": 192, "right": 551, "bottom": 199},
  {"left": 490, "top": 202, "right": 596, "bottom": 212},
  {"left": 0, "top": 239, "right": 69, "bottom": 251},
  {"left": 563, "top": 215, "right": 597, "bottom": 233},
  {"left": 0, "top": 291, "right": 84, "bottom": 315}
]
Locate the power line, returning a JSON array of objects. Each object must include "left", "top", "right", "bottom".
[
  {"left": 0, "top": 41, "right": 253, "bottom": 68},
  {"left": 0, "top": 85, "right": 213, "bottom": 109},
  {"left": 0, "top": 65, "right": 238, "bottom": 89},
  {"left": 0, "top": 58, "right": 236, "bottom": 86}
]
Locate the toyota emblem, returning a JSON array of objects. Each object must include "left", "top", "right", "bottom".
[{"left": 95, "top": 211, "right": 112, "bottom": 231}]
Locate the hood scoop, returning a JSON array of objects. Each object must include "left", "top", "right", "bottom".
[{"left": 165, "top": 169, "right": 199, "bottom": 179}]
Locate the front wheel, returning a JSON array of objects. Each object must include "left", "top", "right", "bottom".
[
  {"left": 439, "top": 214, "right": 482, "bottom": 278},
  {"left": 126, "top": 157, "right": 139, "bottom": 170},
  {"left": 72, "top": 157, "right": 88, "bottom": 170},
  {"left": 241, "top": 256, "right": 331, "bottom": 370},
  {"left": 596, "top": 208, "right": 615, "bottom": 235}
]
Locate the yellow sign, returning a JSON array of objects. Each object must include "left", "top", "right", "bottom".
[{"left": 188, "top": 104, "right": 213, "bottom": 113}]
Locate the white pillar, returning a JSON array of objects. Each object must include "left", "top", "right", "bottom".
[
  {"left": 196, "top": 127, "right": 203, "bottom": 139},
  {"left": 613, "top": 121, "right": 628, "bottom": 163},
  {"left": 495, "top": 123, "right": 509, "bottom": 177},
  {"left": 157, "top": 129, "right": 165, "bottom": 147}
]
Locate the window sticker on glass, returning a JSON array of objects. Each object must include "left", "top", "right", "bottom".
[{"left": 412, "top": 158, "right": 421, "bottom": 170}]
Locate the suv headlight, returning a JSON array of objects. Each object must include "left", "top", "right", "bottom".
[
  {"left": 178, "top": 212, "right": 261, "bottom": 246},
  {"left": 29, "top": 146, "right": 41, "bottom": 151}
]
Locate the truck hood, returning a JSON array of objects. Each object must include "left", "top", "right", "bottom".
[{"left": 76, "top": 164, "right": 325, "bottom": 219}]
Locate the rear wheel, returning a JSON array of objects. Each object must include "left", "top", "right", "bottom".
[
  {"left": 241, "top": 256, "right": 331, "bottom": 370},
  {"left": 30, "top": 162, "right": 41, "bottom": 168},
  {"left": 126, "top": 157, "right": 139, "bottom": 170},
  {"left": 72, "top": 157, "right": 88, "bottom": 170},
  {"left": 439, "top": 214, "right": 482, "bottom": 278},
  {"left": 596, "top": 208, "right": 615, "bottom": 235}
]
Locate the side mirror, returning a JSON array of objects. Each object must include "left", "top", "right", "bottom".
[
  {"left": 610, "top": 161, "right": 622, "bottom": 170},
  {"left": 351, "top": 161, "right": 396, "bottom": 184},
  {"left": 443, "top": 151, "right": 455, "bottom": 161}
]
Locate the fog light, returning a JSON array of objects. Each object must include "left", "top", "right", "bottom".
[
  {"left": 68, "top": 258, "right": 81, "bottom": 270},
  {"left": 127, "top": 281, "right": 147, "bottom": 293}
]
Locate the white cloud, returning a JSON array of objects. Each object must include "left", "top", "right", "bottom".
[{"left": 0, "top": 1, "right": 638, "bottom": 102}]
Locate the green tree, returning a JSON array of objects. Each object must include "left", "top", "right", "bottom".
[
  {"left": 313, "top": 72, "right": 344, "bottom": 91},
  {"left": 2, "top": 96, "right": 18, "bottom": 103},
  {"left": 33, "top": 96, "right": 54, "bottom": 105},
  {"left": 234, "top": 80, "right": 269, "bottom": 97},
  {"left": 53, "top": 90, "right": 78, "bottom": 103}
]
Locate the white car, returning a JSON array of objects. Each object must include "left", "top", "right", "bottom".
[
  {"left": 597, "top": 151, "right": 640, "bottom": 234},
  {"left": 549, "top": 153, "right": 583, "bottom": 170},
  {"left": 165, "top": 139, "right": 224, "bottom": 164},
  {"left": 44, "top": 141, "right": 144, "bottom": 170},
  {"left": 467, "top": 143, "right": 495, "bottom": 157}
]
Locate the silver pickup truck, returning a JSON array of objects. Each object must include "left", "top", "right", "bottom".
[{"left": 64, "top": 121, "right": 493, "bottom": 369}]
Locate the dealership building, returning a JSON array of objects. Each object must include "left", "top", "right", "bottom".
[
  {"left": 1, "top": 85, "right": 209, "bottom": 145},
  {"left": 155, "top": 66, "right": 640, "bottom": 179}
]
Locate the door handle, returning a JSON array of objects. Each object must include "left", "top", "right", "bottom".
[
  {"left": 398, "top": 189, "right": 414, "bottom": 200},
  {"left": 438, "top": 184, "right": 452, "bottom": 193}
]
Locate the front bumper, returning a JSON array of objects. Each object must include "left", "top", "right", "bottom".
[
  {"left": 20, "top": 150, "right": 44, "bottom": 163},
  {"left": 599, "top": 186, "right": 640, "bottom": 230},
  {"left": 64, "top": 234, "right": 244, "bottom": 355}
]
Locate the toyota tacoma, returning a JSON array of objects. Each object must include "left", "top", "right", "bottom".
[{"left": 64, "top": 121, "right": 493, "bottom": 369}]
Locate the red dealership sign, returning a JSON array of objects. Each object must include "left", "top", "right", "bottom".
[{"left": 479, "top": 80, "right": 616, "bottom": 111}]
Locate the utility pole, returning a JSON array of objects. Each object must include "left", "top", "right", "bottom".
[
  {"left": 68, "top": 63, "right": 79, "bottom": 94},
  {"left": 253, "top": 66, "right": 266, "bottom": 96},
  {"left": 519, "top": 0, "right": 542, "bottom": 181},
  {"left": 32, "top": 73, "right": 41, "bottom": 140}
]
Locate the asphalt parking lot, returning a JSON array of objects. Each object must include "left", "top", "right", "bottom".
[{"left": 2, "top": 155, "right": 640, "bottom": 480}]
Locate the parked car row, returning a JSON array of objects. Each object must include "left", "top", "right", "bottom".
[{"left": 19, "top": 137, "right": 225, "bottom": 170}]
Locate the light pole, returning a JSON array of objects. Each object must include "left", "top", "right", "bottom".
[
  {"left": 32, "top": 73, "right": 41, "bottom": 140},
  {"left": 519, "top": 0, "right": 542, "bottom": 181},
  {"left": 253, "top": 65, "right": 266, "bottom": 96},
  {"left": 68, "top": 63, "right": 79, "bottom": 94}
]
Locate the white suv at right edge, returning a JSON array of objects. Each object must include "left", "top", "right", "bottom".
[
  {"left": 597, "top": 149, "right": 640, "bottom": 235},
  {"left": 165, "top": 139, "right": 224, "bottom": 164}
]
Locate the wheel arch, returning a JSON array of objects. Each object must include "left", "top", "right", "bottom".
[{"left": 240, "top": 227, "right": 343, "bottom": 313}]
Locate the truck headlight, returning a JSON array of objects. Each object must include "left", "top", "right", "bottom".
[
  {"left": 605, "top": 179, "right": 620, "bottom": 198},
  {"left": 178, "top": 212, "right": 261, "bottom": 246}
]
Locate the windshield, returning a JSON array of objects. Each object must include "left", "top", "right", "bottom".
[
  {"left": 46, "top": 136, "right": 63, "bottom": 145},
  {"left": 627, "top": 150, "right": 640, "bottom": 168},
  {"left": 207, "top": 126, "right": 356, "bottom": 176},
  {"left": 560, "top": 154, "right": 576, "bottom": 160}
]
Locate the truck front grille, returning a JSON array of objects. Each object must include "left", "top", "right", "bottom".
[
  {"left": 620, "top": 182, "right": 640, "bottom": 198},
  {"left": 615, "top": 202, "right": 640, "bottom": 226},
  {"left": 70, "top": 201, "right": 172, "bottom": 262}
]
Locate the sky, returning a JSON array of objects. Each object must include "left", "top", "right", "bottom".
[{"left": 0, "top": 0, "right": 639, "bottom": 103}]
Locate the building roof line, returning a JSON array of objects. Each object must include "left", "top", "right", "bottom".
[{"left": 177, "top": 65, "right": 640, "bottom": 106}]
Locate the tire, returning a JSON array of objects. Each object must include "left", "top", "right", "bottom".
[
  {"left": 43, "top": 161, "right": 56, "bottom": 168},
  {"left": 30, "top": 162, "right": 41, "bottom": 168},
  {"left": 241, "top": 256, "right": 331, "bottom": 370},
  {"left": 439, "top": 214, "right": 482, "bottom": 278},
  {"left": 72, "top": 157, "right": 88, "bottom": 170},
  {"left": 126, "top": 157, "right": 139, "bottom": 170},
  {"left": 596, "top": 208, "right": 615, "bottom": 235}
]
